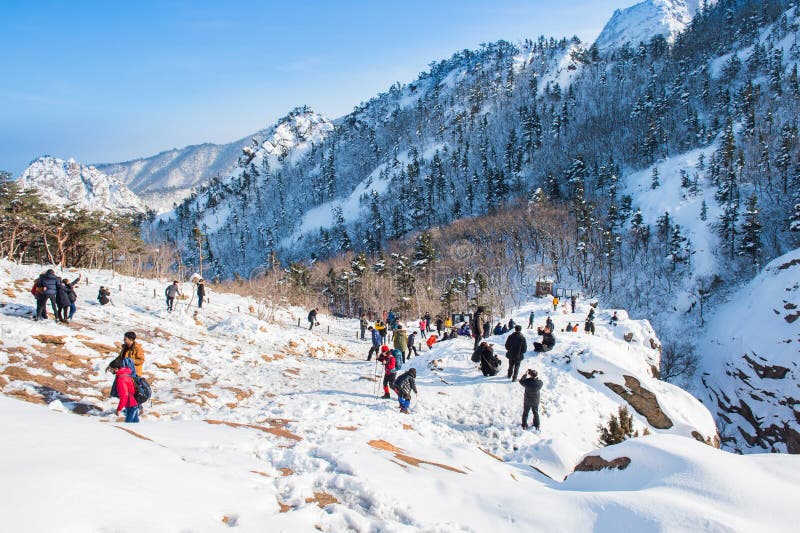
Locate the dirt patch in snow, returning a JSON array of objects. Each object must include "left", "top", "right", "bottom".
[
  {"left": 336, "top": 426, "right": 359, "bottom": 431},
  {"left": 368, "top": 439, "right": 466, "bottom": 474},
  {"left": 79, "top": 340, "right": 118, "bottom": 355},
  {"left": 205, "top": 419, "right": 302, "bottom": 442},
  {"left": 153, "top": 359, "right": 181, "bottom": 374},
  {"left": 478, "top": 447, "right": 504, "bottom": 462},
  {"left": 305, "top": 491, "right": 338, "bottom": 508},
  {"left": 31, "top": 334, "right": 66, "bottom": 345}
]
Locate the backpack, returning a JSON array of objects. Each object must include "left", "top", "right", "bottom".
[
  {"left": 132, "top": 375, "right": 152, "bottom": 405},
  {"left": 471, "top": 349, "right": 481, "bottom": 363}
]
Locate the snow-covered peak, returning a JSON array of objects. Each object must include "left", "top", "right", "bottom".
[
  {"left": 595, "top": 0, "right": 711, "bottom": 52},
  {"left": 17, "top": 156, "right": 146, "bottom": 214},
  {"left": 255, "top": 106, "right": 333, "bottom": 164}
]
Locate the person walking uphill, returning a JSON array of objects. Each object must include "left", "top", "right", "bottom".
[
  {"left": 504, "top": 325, "right": 527, "bottom": 381},
  {"left": 519, "top": 369, "right": 543, "bottom": 430},
  {"left": 367, "top": 326, "right": 382, "bottom": 361},
  {"left": 394, "top": 368, "right": 417, "bottom": 414},
  {"left": 308, "top": 308, "right": 318, "bottom": 330},
  {"left": 165, "top": 281, "right": 181, "bottom": 312},
  {"left": 377, "top": 346, "right": 397, "bottom": 399},
  {"left": 107, "top": 358, "right": 139, "bottom": 423},
  {"left": 393, "top": 324, "right": 408, "bottom": 364}
]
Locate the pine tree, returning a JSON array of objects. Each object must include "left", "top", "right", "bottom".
[
  {"left": 700, "top": 199, "right": 708, "bottom": 221},
  {"left": 412, "top": 230, "right": 437, "bottom": 271},
  {"left": 598, "top": 406, "right": 637, "bottom": 446},
  {"left": 650, "top": 166, "right": 660, "bottom": 189},
  {"left": 738, "top": 193, "right": 762, "bottom": 269}
]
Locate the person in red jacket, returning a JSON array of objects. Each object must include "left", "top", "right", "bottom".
[
  {"left": 377, "top": 345, "right": 396, "bottom": 399},
  {"left": 109, "top": 359, "right": 139, "bottom": 423}
]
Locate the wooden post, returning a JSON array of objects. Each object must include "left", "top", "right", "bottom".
[
  {"left": 237, "top": 306, "right": 240, "bottom": 313},
  {"left": 297, "top": 318, "right": 300, "bottom": 327},
  {"left": 153, "top": 288, "right": 156, "bottom": 298},
  {"left": 118, "top": 284, "right": 121, "bottom": 292},
  {"left": 327, "top": 325, "right": 330, "bottom": 334}
]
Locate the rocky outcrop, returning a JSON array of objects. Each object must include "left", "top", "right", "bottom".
[
  {"left": 573, "top": 455, "right": 631, "bottom": 472},
  {"left": 605, "top": 375, "right": 674, "bottom": 429}
]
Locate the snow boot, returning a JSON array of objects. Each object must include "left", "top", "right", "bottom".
[{"left": 381, "top": 392, "right": 390, "bottom": 399}]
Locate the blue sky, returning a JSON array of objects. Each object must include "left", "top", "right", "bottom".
[{"left": 0, "top": 0, "right": 632, "bottom": 174}]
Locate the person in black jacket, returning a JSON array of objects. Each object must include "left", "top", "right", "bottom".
[
  {"left": 477, "top": 342, "right": 501, "bottom": 376},
  {"left": 55, "top": 277, "right": 73, "bottom": 323},
  {"left": 504, "top": 325, "right": 527, "bottom": 381},
  {"left": 308, "top": 308, "right": 318, "bottom": 330},
  {"left": 64, "top": 275, "right": 81, "bottom": 320},
  {"left": 471, "top": 306, "right": 485, "bottom": 351},
  {"left": 519, "top": 369, "right": 543, "bottom": 430},
  {"left": 393, "top": 368, "right": 417, "bottom": 414},
  {"left": 196, "top": 279, "right": 205, "bottom": 308},
  {"left": 37, "top": 269, "right": 64, "bottom": 322},
  {"left": 533, "top": 327, "right": 556, "bottom": 352},
  {"left": 97, "top": 286, "right": 111, "bottom": 306}
]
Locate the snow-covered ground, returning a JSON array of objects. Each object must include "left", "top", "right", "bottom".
[{"left": 0, "top": 260, "right": 796, "bottom": 531}]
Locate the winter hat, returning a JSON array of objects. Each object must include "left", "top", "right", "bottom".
[{"left": 380, "top": 345, "right": 389, "bottom": 352}]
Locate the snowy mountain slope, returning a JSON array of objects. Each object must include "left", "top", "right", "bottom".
[
  {"left": 0, "top": 260, "right": 795, "bottom": 531},
  {"left": 594, "top": 0, "right": 711, "bottom": 51},
  {"left": 16, "top": 156, "right": 146, "bottom": 214},
  {"left": 697, "top": 248, "right": 800, "bottom": 453}
]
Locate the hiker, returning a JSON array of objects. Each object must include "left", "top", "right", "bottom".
[
  {"left": 63, "top": 274, "right": 81, "bottom": 320},
  {"left": 493, "top": 323, "right": 503, "bottom": 335},
  {"left": 477, "top": 342, "right": 501, "bottom": 377},
  {"left": 444, "top": 316, "right": 453, "bottom": 329},
  {"left": 359, "top": 315, "right": 368, "bottom": 340},
  {"left": 55, "top": 278, "right": 73, "bottom": 323},
  {"left": 107, "top": 358, "right": 139, "bottom": 423},
  {"left": 504, "top": 325, "right": 527, "bottom": 381},
  {"left": 377, "top": 346, "right": 397, "bottom": 399},
  {"left": 387, "top": 309, "right": 396, "bottom": 328},
  {"left": 165, "top": 281, "right": 181, "bottom": 312},
  {"left": 435, "top": 317, "right": 444, "bottom": 335},
  {"left": 393, "top": 368, "right": 417, "bottom": 414},
  {"left": 519, "top": 368, "right": 543, "bottom": 430},
  {"left": 36, "top": 269, "right": 63, "bottom": 321},
  {"left": 196, "top": 279, "right": 205, "bottom": 308},
  {"left": 393, "top": 324, "right": 408, "bottom": 365},
  {"left": 426, "top": 334, "right": 437, "bottom": 349},
  {"left": 533, "top": 327, "right": 556, "bottom": 352},
  {"left": 407, "top": 330, "right": 418, "bottom": 358},
  {"left": 587, "top": 307, "right": 596, "bottom": 321},
  {"left": 552, "top": 296, "right": 559, "bottom": 311},
  {"left": 418, "top": 318, "right": 427, "bottom": 338},
  {"left": 376, "top": 320, "right": 388, "bottom": 343},
  {"left": 31, "top": 275, "right": 48, "bottom": 320},
  {"left": 118, "top": 331, "right": 145, "bottom": 376},
  {"left": 527, "top": 311, "right": 535, "bottom": 329},
  {"left": 508, "top": 318, "right": 516, "bottom": 330},
  {"left": 367, "top": 326, "right": 382, "bottom": 360},
  {"left": 424, "top": 311, "right": 432, "bottom": 332},
  {"left": 573, "top": 324, "right": 579, "bottom": 333},
  {"left": 584, "top": 319, "right": 595, "bottom": 335},
  {"left": 546, "top": 315, "right": 554, "bottom": 332},
  {"left": 565, "top": 322, "right": 572, "bottom": 333},
  {"left": 570, "top": 294, "right": 577, "bottom": 313},
  {"left": 308, "top": 308, "right": 318, "bottom": 330},
  {"left": 472, "top": 306, "right": 485, "bottom": 351},
  {"left": 610, "top": 311, "right": 619, "bottom": 326},
  {"left": 97, "top": 286, "right": 111, "bottom": 306}
]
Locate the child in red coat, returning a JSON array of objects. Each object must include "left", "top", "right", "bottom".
[
  {"left": 109, "top": 359, "right": 139, "bottom": 423},
  {"left": 377, "top": 345, "right": 396, "bottom": 399}
]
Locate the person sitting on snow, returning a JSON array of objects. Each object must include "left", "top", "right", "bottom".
[
  {"left": 610, "top": 311, "right": 619, "bottom": 326},
  {"left": 393, "top": 368, "right": 418, "bottom": 414},
  {"left": 533, "top": 327, "right": 556, "bottom": 353},
  {"left": 477, "top": 342, "right": 501, "bottom": 377}
]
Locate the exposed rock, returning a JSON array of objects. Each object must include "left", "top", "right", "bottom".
[
  {"left": 605, "top": 375, "right": 673, "bottom": 429},
  {"left": 743, "top": 354, "right": 790, "bottom": 379},
  {"left": 573, "top": 455, "right": 631, "bottom": 472},
  {"left": 577, "top": 369, "right": 604, "bottom": 379}
]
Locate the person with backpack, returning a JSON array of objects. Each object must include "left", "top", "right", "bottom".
[
  {"left": 519, "top": 368, "right": 543, "bottom": 430},
  {"left": 367, "top": 326, "right": 381, "bottom": 361},
  {"left": 377, "top": 346, "right": 397, "bottom": 399},
  {"left": 97, "top": 286, "right": 111, "bottom": 306},
  {"left": 476, "top": 342, "right": 501, "bottom": 376},
  {"left": 393, "top": 324, "right": 408, "bottom": 364},
  {"left": 107, "top": 358, "right": 139, "bottom": 423},
  {"left": 504, "top": 325, "right": 527, "bottom": 381},
  {"left": 196, "top": 279, "right": 205, "bottom": 308},
  {"left": 393, "top": 368, "right": 417, "bottom": 414},
  {"left": 165, "top": 281, "right": 181, "bottom": 312},
  {"left": 308, "top": 308, "right": 318, "bottom": 330}
]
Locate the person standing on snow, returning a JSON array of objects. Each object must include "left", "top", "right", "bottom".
[
  {"left": 112, "top": 331, "right": 145, "bottom": 377},
  {"left": 64, "top": 274, "right": 81, "bottom": 320},
  {"left": 367, "top": 326, "right": 382, "bottom": 361},
  {"left": 407, "top": 330, "right": 418, "bottom": 359},
  {"left": 393, "top": 324, "right": 408, "bottom": 364},
  {"left": 570, "top": 294, "right": 577, "bottom": 313},
  {"left": 165, "top": 280, "right": 181, "bottom": 312},
  {"left": 504, "top": 325, "right": 527, "bottom": 381},
  {"left": 377, "top": 346, "right": 397, "bottom": 399},
  {"left": 196, "top": 279, "right": 206, "bottom": 308},
  {"left": 519, "top": 369, "right": 543, "bottom": 430},
  {"left": 107, "top": 358, "right": 139, "bottom": 423},
  {"left": 527, "top": 311, "right": 535, "bottom": 329},
  {"left": 37, "top": 269, "right": 64, "bottom": 321},
  {"left": 359, "top": 315, "right": 368, "bottom": 340},
  {"left": 471, "top": 306, "right": 486, "bottom": 352},
  {"left": 552, "top": 296, "right": 559, "bottom": 311},
  {"left": 308, "top": 308, "right": 318, "bottom": 330},
  {"left": 393, "top": 368, "right": 417, "bottom": 414}
]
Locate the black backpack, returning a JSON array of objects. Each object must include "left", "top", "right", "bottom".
[{"left": 132, "top": 375, "right": 152, "bottom": 405}]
